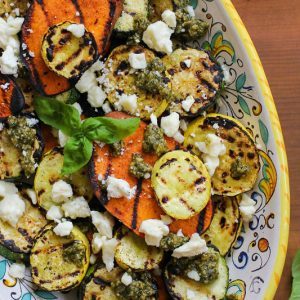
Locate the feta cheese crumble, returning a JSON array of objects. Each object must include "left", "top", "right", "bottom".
[
  {"left": 128, "top": 52, "right": 147, "bottom": 69},
  {"left": 172, "top": 233, "right": 207, "bottom": 258},
  {"left": 182, "top": 95, "right": 195, "bottom": 112},
  {"left": 51, "top": 180, "right": 73, "bottom": 203},
  {"left": 26, "top": 189, "right": 37, "bottom": 205},
  {"left": 106, "top": 176, "right": 134, "bottom": 199},
  {"left": 143, "top": 21, "right": 173, "bottom": 55},
  {"left": 150, "top": 113, "right": 158, "bottom": 126},
  {"left": 92, "top": 233, "right": 106, "bottom": 254},
  {"left": 183, "top": 59, "right": 192, "bottom": 68},
  {"left": 102, "top": 238, "right": 119, "bottom": 272},
  {"left": 239, "top": 193, "right": 256, "bottom": 222},
  {"left": 139, "top": 219, "right": 169, "bottom": 247},
  {"left": 8, "top": 263, "right": 25, "bottom": 279},
  {"left": 186, "top": 5, "right": 195, "bottom": 17},
  {"left": 187, "top": 270, "right": 200, "bottom": 281},
  {"left": 91, "top": 211, "right": 115, "bottom": 239},
  {"left": 121, "top": 272, "right": 133, "bottom": 286},
  {"left": 161, "top": 10, "right": 177, "bottom": 28},
  {"left": 161, "top": 214, "right": 173, "bottom": 225},
  {"left": 46, "top": 205, "right": 64, "bottom": 221},
  {"left": 115, "top": 93, "right": 138, "bottom": 114},
  {"left": 62, "top": 196, "right": 91, "bottom": 219},
  {"left": 53, "top": 220, "right": 73, "bottom": 236},
  {"left": 66, "top": 23, "right": 85, "bottom": 38},
  {"left": 160, "top": 112, "right": 180, "bottom": 137}
]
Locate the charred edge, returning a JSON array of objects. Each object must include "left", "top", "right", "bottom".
[
  {"left": 197, "top": 207, "right": 207, "bottom": 234},
  {"left": 204, "top": 116, "right": 236, "bottom": 130},
  {"left": 71, "top": 0, "right": 84, "bottom": 23},
  {"left": 160, "top": 158, "right": 177, "bottom": 169},
  {"left": 55, "top": 47, "right": 84, "bottom": 71},
  {"left": 10, "top": 81, "right": 25, "bottom": 115},
  {"left": 45, "top": 28, "right": 57, "bottom": 62},
  {"left": 131, "top": 180, "right": 143, "bottom": 230},
  {"left": 18, "top": 228, "right": 34, "bottom": 245},
  {"left": 0, "top": 234, "right": 23, "bottom": 253}
]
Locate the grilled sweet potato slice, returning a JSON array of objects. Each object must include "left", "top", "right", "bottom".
[
  {"left": 0, "top": 75, "right": 24, "bottom": 119},
  {"left": 89, "top": 112, "right": 213, "bottom": 237},
  {"left": 21, "top": 0, "right": 123, "bottom": 96}
]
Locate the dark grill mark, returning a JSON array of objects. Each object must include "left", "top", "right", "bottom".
[
  {"left": 219, "top": 216, "right": 226, "bottom": 229},
  {"left": 180, "top": 61, "right": 188, "bottom": 70},
  {"left": 162, "top": 196, "right": 169, "bottom": 204},
  {"left": 168, "top": 68, "right": 176, "bottom": 76},
  {"left": 229, "top": 149, "right": 235, "bottom": 158},
  {"left": 204, "top": 117, "right": 236, "bottom": 130},
  {"left": 227, "top": 136, "right": 235, "bottom": 143},
  {"left": 131, "top": 180, "right": 143, "bottom": 230},
  {"left": 160, "top": 158, "right": 177, "bottom": 169},
  {"left": 179, "top": 198, "right": 196, "bottom": 213},
  {"left": 195, "top": 177, "right": 206, "bottom": 185},
  {"left": 71, "top": 0, "right": 84, "bottom": 23},
  {"left": 247, "top": 152, "right": 255, "bottom": 159}
]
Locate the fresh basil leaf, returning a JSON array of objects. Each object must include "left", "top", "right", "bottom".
[
  {"left": 34, "top": 96, "right": 81, "bottom": 136},
  {"left": 82, "top": 117, "right": 140, "bottom": 144},
  {"left": 290, "top": 250, "right": 300, "bottom": 300},
  {"left": 61, "top": 135, "right": 93, "bottom": 175}
]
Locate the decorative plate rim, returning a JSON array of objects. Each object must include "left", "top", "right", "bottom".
[{"left": 219, "top": 0, "right": 290, "bottom": 299}]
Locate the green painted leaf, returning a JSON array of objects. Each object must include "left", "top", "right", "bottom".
[
  {"left": 236, "top": 73, "right": 246, "bottom": 91},
  {"left": 238, "top": 95, "right": 251, "bottom": 116},
  {"left": 21, "top": 294, "right": 32, "bottom": 300},
  {"left": 259, "top": 119, "right": 269, "bottom": 145},
  {"left": 189, "top": 0, "right": 198, "bottom": 9},
  {"left": 290, "top": 250, "right": 300, "bottom": 299},
  {"left": 35, "top": 290, "right": 57, "bottom": 299},
  {"left": 201, "top": 41, "right": 212, "bottom": 52},
  {"left": 0, "top": 260, "right": 6, "bottom": 279}
]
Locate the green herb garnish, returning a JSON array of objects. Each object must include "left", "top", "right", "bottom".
[{"left": 34, "top": 97, "right": 140, "bottom": 175}]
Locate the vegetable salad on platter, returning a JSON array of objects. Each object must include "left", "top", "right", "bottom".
[{"left": 0, "top": 0, "right": 261, "bottom": 299}]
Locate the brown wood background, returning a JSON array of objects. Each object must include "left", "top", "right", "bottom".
[{"left": 231, "top": 0, "right": 300, "bottom": 298}]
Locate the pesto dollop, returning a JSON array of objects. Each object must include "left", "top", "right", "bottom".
[
  {"left": 110, "top": 140, "right": 125, "bottom": 157},
  {"left": 230, "top": 157, "right": 249, "bottom": 179},
  {"left": 129, "top": 153, "right": 152, "bottom": 179},
  {"left": 112, "top": 271, "right": 157, "bottom": 300},
  {"left": 127, "top": 16, "right": 150, "bottom": 45},
  {"left": 62, "top": 241, "right": 86, "bottom": 268},
  {"left": 7, "top": 116, "right": 37, "bottom": 177},
  {"left": 168, "top": 251, "right": 219, "bottom": 284},
  {"left": 142, "top": 124, "right": 168, "bottom": 156},
  {"left": 160, "top": 233, "right": 189, "bottom": 251}
]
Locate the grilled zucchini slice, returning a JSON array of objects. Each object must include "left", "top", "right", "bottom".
[
  {"left": 115, "top": 226, "right": 164, "bottom": 271},
  {"left": 55, "top": 88, "right": 81, "bottom": 104},
  {"left": 81, "top": 278, "right": 118, "bottom": 300},
  {"left": 151, "top": 150, "right": 211, "bottom": 220},
  {"left": 91, "top": 263, "right": 123, "bottom": 283},
  {"left": 164, "top": 248, "right": 229, "bottom": 300},
  {"left": 30, "top": 224, "right": 90, "bottom": 291},
  {"left": 0, "top": 196, "right": 47, "bottom": 255},
  {"left": 162, "top": 48, "right": 223, "bottom": 117},
  {"left": 41, "top": 21, "right": 98, "bottom": 80},
  {"left": 184, "top": 114, "right": 260, "bottom": 196},
  {"left": 0, "top": 243, "right": 29, "bottom": 263},
  {"left": 106, "top": 45, "right": 169, "bottom": 120},
  {"left": 34, "top": 147, "right": 93, "bottom": 211},
  {"left": 201, "top": 196, "right": 241, "bottom": 256}
]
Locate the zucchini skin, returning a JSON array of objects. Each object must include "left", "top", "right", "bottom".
[{"left": 0, "top": 244, "right": 29, "bottom": 264}]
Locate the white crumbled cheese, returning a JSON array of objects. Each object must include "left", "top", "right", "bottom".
[
  {"left": 128, "top": 52, "right": 147, "bottom": 69},
  {"left": 186, "top": 289, "right": 196, "bottom": 300},
  {"left": 92, "top": 233, "right": 107, "bottom": 254},
  {"left": 91, "top": 211, "right": 115, "bottom": 238},
  {"left": 102, "top": 101, "right": 112, "bottom": 114},
  {"left": 53, "top": 220, "right": 73, "bottom": 236},
  {"left": 8, "top": 263, "right": 25, "bottom": 279},
  {"left": 161, "top": 112, "right": 180, "bottom": 137},
  {"left": 51, "top": 180, "right": 73, "bottom": 203},
  {"left": 46, "top": 205, "right": 64, "bottom": 221},
  {"left": 144, "top": 173, "right": 151, "bottom": 179},
  {"left": 182, "top": 95, "right": 195, "bottom": 112},
  {"left": 121, "top": 272, "right": 133, "bottom": 286},
  {"left": 195, "top": 133, "right": 226, "bottom": 176},
  {"left": 0, "top": 123, "right": 4, "bottom": 131},
  {"left": 139, "top": 219, "right": 169, "bottom": 247},
  {"left": 116, "top": 93, "right": 138, "bottom": 114},
  {"left": 183, "top": 59, "right": 192, "bottom": 68},
  {"left": 221, "top": 64, "right": 230, "bottom": 83},
  {"left": 186, "top": 5, "right": 195, "bottom": 17},
  {"left": 150, "top": 113, "right": 158, "bottom": 126},
  {"left": 161, "top": 10, "right": 177, "bottom": 28},
  {"left": 0, "top": 16, "right": 24, "bottom": 75},
  {"left": 0, "top": 181, "right": 18, "bottom": 197},
  {"left": 0, "top": 82, "right": 9, "bottom": 90},
  {"left": 62, "top": 196, "right": 91, "bottom": 219},
  {"left": 26, "top": 118, "right": 39, "bottom": 127},
  {"left": 106, "top": 176, "right": 133, "bottom": 199},
  {"left": 172, "top": 233, "right": 207, "bottom": 258},
  {"left": 90, "top": 254, "right": 97, "bottom": 264},
  {"left": 72, "top": 102, "right": 83, "bottom": 115},
  {"left": 0, "top": 193, "right": 25, "bottom": 227},
  {"left": 145, "top": 105, "right": 153, "bottom": 113},
  {"left": 87, "top": 85, "right": 106, "bottom": 108},
  {"left": 66, "top": 23, "right": 85, "bottom": 38},
  {"left": 187, "top": 270, "right": 200, "bottom": 281},
  {"left": 161, "top": 215, "right": 173, "bottom": 225},
  {"left": 102, "top": 238, "right": 119, "bottom": 272},
  {"left": 179, "top": 120, "right": 188, "bottom": 132},
  {"left": 26, "top": 189, "right": 37, "bottom": 205},
  {"left": 212, "top": 123, "right": 219, "bottom": 130},
  {"left": 143, "top": 21, "right": 173, "bottom": 55},
  {"left": 58, "top": 130, "right": 69, "bottom": 147},
  {"left": 173, "top": 131, "right": 185, "bottom": 144},
  {"left": 75, "top": 68, "right": 97, "bottom": 93},
  {"left": 239, "top": 193, "right": 256, "bottom": 222},
  {"left": 177, "top": 229, "right": 184, "bottom": 237}
]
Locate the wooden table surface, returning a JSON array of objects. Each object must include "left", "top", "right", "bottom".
[{"left": 231, "top": 0, "right": 300, "bottom": 298}]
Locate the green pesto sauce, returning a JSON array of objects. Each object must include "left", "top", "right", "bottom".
[
  {"left": 7, "top": 116, "right": 37, "bottom": 177},
  {"left": 62, "top": 241, "right": 86, "bottom": 268},
  {"left": 173, "top": 0, "right": 190, "bottom": 8},
  {"left": 112, "top": 271, "right": 157, "bottom": 300},
  {"left": 170, "top": 251, "right": 219, "bottom": 284},
  {"left": 135, "top": 58, "right": 175, "bottom": 102},
  {"left": 127, "top": 16, "right": 150, "bottom": 45},
  {"left": 110, "top": 140, "right": 125, "bottom": 157},
  {"left": 160, "top": 233, "right": 189, "bottom": 251},
  {"left": 142, "top": 124, "right": 168, "bottom": 157},
  {"left": 230, "top": 157, "right": 249, "bottom": 179},
  {"left": 129, "top": 153, "right": 152, "bottom": 179}
]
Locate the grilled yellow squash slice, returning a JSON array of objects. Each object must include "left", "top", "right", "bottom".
[
  {"left": 41, "top": 21, "right": 98, "bottom": 79},
  {"left": 115, "top": 226, "right": 164, "bottom": 271},
  {"left": 151, "top": 150, "right": 211, "bottom": 219},
  {"left": 162, "top": 48, "right": 223, "bottom": 117},
  {"left": 34, "top": 147, "right": 93, "bottom": 210},
  {"left": 0, "top": 197, "right": 47, "bottom": 254},
  {"left": 90, "top": 264, "right": 123, "bottom": 284},
  {"left": 184, "top": 114, "right": 260, "bottom": 196},
  {"left": 106, "top": 45, "right": 169, "bottom": 120},
  {"left": 201, "top": 196, "right": 242, "bottom": 256},
  {"left": 30, "top": 224, "right": 90, "bottom": 291}
]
